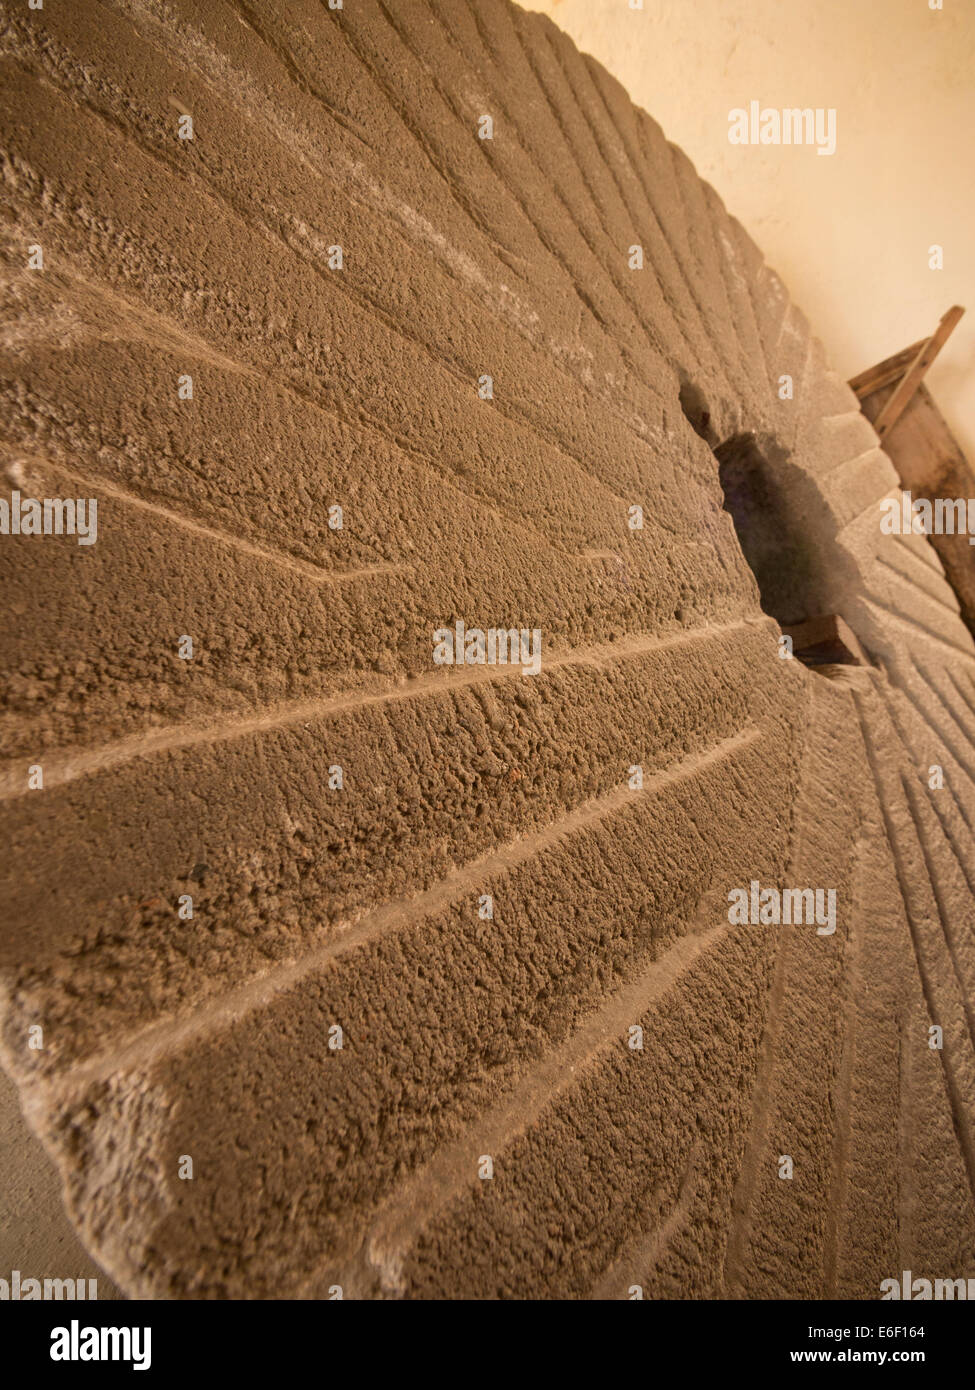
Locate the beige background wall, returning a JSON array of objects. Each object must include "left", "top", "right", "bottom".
[{"left": 529, "top": 0, "right": 975, "bottom": 462}]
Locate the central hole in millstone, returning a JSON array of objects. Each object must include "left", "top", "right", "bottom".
[
  {"left": 712, "top": 430, "right": 823, "bottom": 629},
  {"left": 677, "top": 378, "right": 869, "bottom": 670},
  {"left": 677, "top": 380, "right": 822, "bottom": 629}
]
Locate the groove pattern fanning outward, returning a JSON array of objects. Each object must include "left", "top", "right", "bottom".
[{"left": 1, "top": 0, "right": 974, "bottom": 1298}]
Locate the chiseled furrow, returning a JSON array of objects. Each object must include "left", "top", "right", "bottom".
[
  {"left": 880, "top": 679, "right": 975, "bottom": 895},
  {"left": 894, "top": 526, "right": 949, "bottom": 577},
  {"left": 727, "top": 667, "right": 975, "bottom": 1299},
  {"left": 700, "top": 183, "right": 771, "bottom": 396},
  {"left": 832, "top": 736, "right": 975, "bottom": 1294},
  {"left": 310, "top": 0, "right": 541, "bottom": 270},
  {"left": 0, "top": 618, "right": 772, "bottom": 801},
  {"left": 902, "top": 774, "right": 975, "bottom": 1053},
  {"left": 1, "top": 0, "right": 773, "bottom": 525},
  {"left": 360, "top": 917, "right": 776, "bottom": 1299},
  {"left": 108, "top": 0, "right": 574, "bottom": 325},
  {"left": 0, "top": 301, "right": 715, "bottom": 574},
  {"left": 722, "top": 676, "right": 864, "bottom": 1300},
  {"left": 230, "top": 0, "right": 531, "bottom": 275},
  {"left": 878, "top": 549, "right": 963, "bottom": 622},
  {"left": 578, "top": 51, "right": 734, "bottom": 397},
  {"left": 922, "top": 776, "right": 975, "bottom": 904},
  {"left": 749, "top": 256, "right": 794, "bottom": 373},
  {"left": 53, "top": 726, "right": 762, "bottom": 1096},
  {"left": 588, "top": 1143, "right": 702, "bottom": 1300},
  {"left": 763, "top": 302, "right": 813, "bottom": 456},
  {"left": 1, "top": 234, "right": 659, "bottom": 575},
  {"left": 916, "top": 655, "right": 975, "bottom": 753},
  {"left": 401, "top": 0, "right": 690, "bottom": 374},
  {"left": 0, "top": 59, "right": 676, "bottom": 560},
  {"left": 848, "top": 677, "right": 975, "bottom": 1279},
  {"left": 0, "top": 623, "right": 794, "bottom": 1078},
  {"left": 793, "top": 340, "right": 864, "bottom": 464},
  {"left": 867, "top": 541, "right": 975, "bottom": 658},
  {"left": 450, "top": 0, "right": 699, "bottom": 390},
  {"left": 666, "top": 147, "right": 752, "bottom": 403},
  {"left": 4, "top": 0, "right": 973, "bottom": 1303},
  {"left": 205, "top": 0, "right": 670, "bottom": 437},
  {"left": 904, "top": 656, "right": 975, "bottom": 786},
  {"left": 349, "top": 924, "right": 728, "bottom": 1301},
  {"left": 0, "top": 455, "right": 412, "bottom": 760},
  {"left": 873, "top": 528, "right": 968, "bottom": 636},
  {"left": 483, "top": 2, "right": 719, "bottom": 423},
  {"left": 717, "top": 209, "right": 794, "bottom": 407},
  {"left": 5, "top": 453, "right": 404, "bottom": 590},
  {"left": 2, "top": 0, "right": 669, "bottom": 476},
  {"left": 319, "top": 0, "right": 669, "bottom": 410},
  {"left": 837, "top": 808, "right": 913, "bottom": 1290},
  {"left": 861, "top": 595, "right": 975, "bottom": 669},
  {"left": 820, "top": 449, "right": 897, "bottom": 530},
  {"left": 881, "top": 675, "right": 975, "bottom": 861},
  {"left": 0, "top": 452, "right": 660, "bottom": 761},
  {"left": 34, "top": 726, "right": 794, "bottom": 1299},
  {"left": 851, "top": 681, "right": 975, "bottom": 1210},
  {"left": 0, "top": 409, "right": 761, "bottom": 758},
  {"left": 947, "top": 666, "right": 975, "bottom": 724},
  {"left": 628, "top": 98, "right": 752, "bottom": 403},
  {"left": 0, "top": 134, "right": 633, "bottom": 571},
  {"left": 502, "top": 6, "right": 706, "bottom": 376}
]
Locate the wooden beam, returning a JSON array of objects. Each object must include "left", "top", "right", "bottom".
[
  {"left": 871, "top": 305, "right": 965, "bottom": 440},
  {"left": 849, "top": 338, "right": 927, "bottom": 398}
]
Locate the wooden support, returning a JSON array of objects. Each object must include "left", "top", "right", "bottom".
[
  {"left": 850, "top": 306, "right": 964, "bottom": 441},
  {"left": 848, "top": 338, "right": 927, "bottom": 398},
  {"left": 859, "top": 380, "right": 975, "bottom": 644}
]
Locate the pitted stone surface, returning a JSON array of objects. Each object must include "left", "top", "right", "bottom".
[{"left": 1, "top": 0, "right": 974, "bottom": 1298}]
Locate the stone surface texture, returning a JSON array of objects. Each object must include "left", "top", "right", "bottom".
[{"left": 1, "top": 0, "right": 974, "bottom": 1299}]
